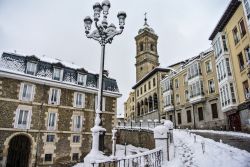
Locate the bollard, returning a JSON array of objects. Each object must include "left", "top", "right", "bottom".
[
  {"left": 124, "top": 142, "right": 127, "bottom": 156},
  {"left": 167, "top": 132, "right": 170, "bottom": 161},
  {"left": 201, "top": 141, "right": 205, "bottom": 154},
  {"left": 194, "top": 135, "right": 196, "bottom": 143},
  {"left": 233, "top": 126, "right": 236, "bottom": 131},
  {"left": 111, "top": 128, "right": 117, "bottom": 158},
  {"left": 130, "top": 121, "right": 132, "bottom": 129},
  {"left": 220, "top": 139, "right": 223, "bottom": 143}
]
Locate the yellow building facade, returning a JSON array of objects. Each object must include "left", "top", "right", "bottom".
[
  {"left": 209, "top": 0, "right": 250, "bottom": 131},
  {"left": 161, "top": 50, "right": 226, "bottom": 129}
]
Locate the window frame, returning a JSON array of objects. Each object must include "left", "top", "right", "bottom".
[
  {"left": 74, "top": 92, "right": 85, "bottom": 108},
  {"left": 48, "top": 88, "right": 61, "bottom": 105},
  {"left": 14, "top": 109, "right": 32, "bottom": 129},
  {"left": 19, "top": 83, "right": 34, "bottom": 102},
  {"left": 26, "top": 61, "right": 37, "bottom": 75},
  {"left": 47, "top": 112, "right": 57, "bottom": 131}
]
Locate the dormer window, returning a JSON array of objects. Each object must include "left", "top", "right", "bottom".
[
  {"left": 26, "top": 62, "right": 37, "bottom": 75},
  {"left": 53, "top": 68, "right": 62, "bottom": 81},
  {"left": 77, "top": 73, "right": 86, "bottom": 86}
]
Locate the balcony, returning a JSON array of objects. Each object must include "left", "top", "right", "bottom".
[
  {"left": 189, "top": 92, "right": 205, "bottom": 104},
  {"left": 221, "top": 103, "right": 237, "bottom": 113},
  {"left": 163, "top": 104, "right": 174, "bottom": 112}
]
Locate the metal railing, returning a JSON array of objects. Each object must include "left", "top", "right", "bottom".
[
  {"left": 118, "top": 122, "right": 163, "bottom": 130},
  {"left": 91, "top": 148, "right": 163, "bottom": 167}
]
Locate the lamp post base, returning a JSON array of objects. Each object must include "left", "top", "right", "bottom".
[{"left": 84, "top": 126, "right": 107, "bottom": 167}]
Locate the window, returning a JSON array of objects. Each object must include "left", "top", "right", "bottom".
[
  {"left": 150, "top": 43, "right": 154, "bottom": 51},
  {"left": 20, "top": 83, "right": 34, "bottom": 101},
  {"left": 139, "top": 42, "right": 143, "bottom": 52},
  {"left": 77, "top": 73, "right": 86, "bottom": 86},
  {"left": 175, "top": 79, "right": 179, "bottom": 88},
  {"left": 148, "top": 81, "right": 151, "bottom": 90},
  {"left": 188, "top": 63, "right": 201, "bottom": 79},
  {"left": 16, "top": 109, "right": 30, "bottom": 129},
  {"left": 45, "top": 154, "right": 52, "bottom": 162},
  {"left": 74, "top": 92, "right": 85, "bottom": 108},
  {"left": 198, "top": 107, "right": 204, "bottom": 121},
  {"left": 48, "top": 112, "right": 57, "bottom": 130},
  {"left": 183, "top": 74, "right": 187, "bottom": 85},
  {"left": 73, "top": 115, "right": 82, "bottom": 131},
  {"left": 208, "top": 79, "right": 215, "bottom": 94},
  {"left": 49, "top": 88, "right": 61, "bottom": 105},
  {"left": 144, "top": 85, "right": 146, "bottom": 92},
  {"left": 46, "top": 135, "right": 55, "bottom": 142},
  {"left": 176, "top": 94, "right": 180, "bottom": 104},
  {"left": 153, "top": 78, "right": 156, "bottom": 87},
  {"left": 72, "top": 153, "right": 79, "bottom": 161},
  {"left": 177, "top": 113, "right": 182, "bottom": 125},
  {"left": 211, "top": 103, "right": 218, "bottom": 119},
  {"left": 243, "top": 80, "right": 250, "bottom": 100},
  {"left": 222, "top": 35, "right": 228, "bottom": 52},
  {"left": 238, "top": 52, "right": 245, "bottom": 71},
  {"left": 140, "top": 87, "right": 143, "bottom": 95},
  {"left": 137, "top": 90, "right": 139, "bottom": 97},
  {"left": 189, "top": 81, "right": 203, "bottom": 98},
  {"left": 244, "top": 0, "right": 250, "bottom": 19},
  {"left": 53, "top": 68, "right": 62, "bottom": 81},
  {"left": 239, "top": 19, "right": 246, "bottom": 37},
  {"left": 245, "top": 47, "right": 250, "bottom": 63},
  {"left": 186, "top": 110, "right": 192, "bottom": 123},
  {"left": 225, "top": 58, "right": 232, "bottom": 76},
  {"left": 73, "top": 135, "right": 80, "bottom": 143},
  {"left": 185, "top": 90, "right": 189, "bottom": 101},
  {"left": 26, "top": 62, "right": 37, "bottom": 75},
  {"left": 205, "top": 61, "right": 212, "bottom": 73},
  {"left": 169, "top": 115, "right": 173, "bottom": 122},
  {"left": 232, "top": 27, "right": 240, "bottom": 45},
  {"left": 230, "top": 83, "right": 236, "bottom": 103},
  {"left": 214, "top": 38, "right": 222, "bottom": 58}
]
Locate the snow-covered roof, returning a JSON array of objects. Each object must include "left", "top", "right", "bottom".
[{"left": 0, "top": 52, "right": 120, "bottom": 94}]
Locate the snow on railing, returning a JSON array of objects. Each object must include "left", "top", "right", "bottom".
[{"left": 91, "top": 148, "right": 163, "bottom": 167}]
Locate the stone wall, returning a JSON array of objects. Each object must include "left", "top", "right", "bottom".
[
  {"left": 0, "top": 77, "right": 117, "bottom": 167},
  {"left": 116, "top": 129, "right": 155, "bottom": 150}
]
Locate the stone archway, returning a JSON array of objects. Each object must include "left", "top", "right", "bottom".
[{"left": 6, "top": 134, "right": 31, "bottom": 167}]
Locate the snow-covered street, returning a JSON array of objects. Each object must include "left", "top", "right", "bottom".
[{"left": 170, "top": 130, "right": 250, "bottom": 167}]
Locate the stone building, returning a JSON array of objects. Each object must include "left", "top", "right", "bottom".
[
  {"left": 209, "top": 0, "right": 250, "bottom": 132},
  {"left": 161, "top": 50, "right": 226, "bottom": 130},
  {"left": 124, "top": 91, "right": 135, "bottom": 122},
  {"left": 0, "top": 52, "right": 121, "bottom": 166},
  {"left": 130, "top": 18, "right": 171, "bottom": 122}
]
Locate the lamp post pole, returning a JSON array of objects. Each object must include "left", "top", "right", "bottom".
[{"left": 83, "top": 0, "right": 126, "bottom": 165}]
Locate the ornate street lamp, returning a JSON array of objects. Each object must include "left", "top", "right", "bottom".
[{"left": 83, "top": 0, "right": 126, "bottom": 165}]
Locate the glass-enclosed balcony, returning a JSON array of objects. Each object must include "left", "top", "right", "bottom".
[{"left": 189, "top": 80, "right": 205, "bottom": 104}]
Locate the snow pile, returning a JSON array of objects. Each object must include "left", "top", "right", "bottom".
[
  {"left": 190, "top": 129, "right": 250, "bottom": 138},
  {"left": 172, "top": 130, "right": 250, "bottom": 167}
]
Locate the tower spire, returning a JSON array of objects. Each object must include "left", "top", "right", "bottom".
[{"left": 144, "top": 12, "right": 148, "bottom": 26}]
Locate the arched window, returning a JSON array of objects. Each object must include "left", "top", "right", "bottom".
[
  {"left": 144, "top": 98, "right": 148, "bottom": 113},
  {"left": 137, "top": 102, "right": 140, "bottom": 116},
  {"left": 153, "top": 93, "right": 158, "bottom": 110},
  {"left": 140, "top": 101, "right": 144, "bottom": 115},
  {"left": 139, "top": 42, "right": 144, "bottom": 52},
  {"left": 149, "top": 96, "right": 153, "bottom": 112},
  {"left": 150, "top": 43, "right": 154, "bottom": 51}
]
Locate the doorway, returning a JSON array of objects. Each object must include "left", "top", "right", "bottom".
[{"left": 6, "top": 135, "right": 31, "bottom": 167}]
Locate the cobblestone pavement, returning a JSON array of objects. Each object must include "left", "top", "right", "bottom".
[{"left": 193, "top": 132, "right": 250, "bottom": 153}]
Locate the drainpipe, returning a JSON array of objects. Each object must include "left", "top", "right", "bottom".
[{"left": 172, "top": 82, "right": 177, "bottom": 129}]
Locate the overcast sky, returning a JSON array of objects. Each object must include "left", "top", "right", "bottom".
[{"left": 0, "top": 0, "right": 229, "bottom": 116}]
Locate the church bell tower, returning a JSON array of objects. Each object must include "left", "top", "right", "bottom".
[{"left": 135, "top": 14, "right": 159, "bottom": 82}]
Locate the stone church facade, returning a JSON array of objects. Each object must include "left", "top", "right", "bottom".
[{"left": 0, "top": 52, "right": 121, "bottom": 166}]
